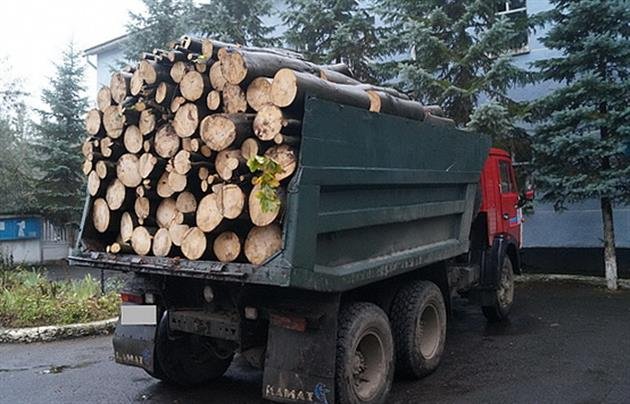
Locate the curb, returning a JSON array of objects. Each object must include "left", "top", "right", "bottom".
[
  {"left": 0, "top": 317, "right": 118, "bottom": 344},
  {"left": 516, "top": 274, "right": 630, "bottom": 290}
]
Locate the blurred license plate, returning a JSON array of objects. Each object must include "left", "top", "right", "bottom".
[{"left": 121, "top": 305, "right": 157, "bottom": 325}]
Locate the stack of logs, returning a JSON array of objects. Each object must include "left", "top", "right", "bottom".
[{"left": 82, "top": 35, "right": 453, "bottom": 265}]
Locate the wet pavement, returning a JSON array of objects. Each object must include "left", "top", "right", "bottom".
[{"left": 1, "top": 281, "right": 629, "bottom": 403}]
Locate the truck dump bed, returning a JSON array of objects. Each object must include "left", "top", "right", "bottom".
[{"left": 70, "top": 97, "right": 490, "bottom": 292}]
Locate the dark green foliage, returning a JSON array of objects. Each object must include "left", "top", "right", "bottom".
[
  {"left": 531, "top": 0, "right": 630, "bottom": 206},
  {"left": 193, "top": 0, "right": 276, "bottom": 46},
  {"left": 124, "top": 0, "right": 195, "bottom": 61},
  {"left": 0, "top": 60, "right": 35, "bottom": 214},
  {"left": 377, "top": 0, "right": 530, "bottom": 126},
  {"left": 32, "top": 43, "right": 88, "bottom": 225},
  {"left": 282, "top": 0, "right": 379, "bottom": 82}
]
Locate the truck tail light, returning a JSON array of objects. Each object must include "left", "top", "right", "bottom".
[
  {"left": 120, "top": 292, "right": 144, "bottom": 304},
  {"left": 270, "top": 313, "right": 307, "bottom": 332}
]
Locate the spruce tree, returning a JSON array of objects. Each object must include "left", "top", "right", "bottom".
[
  {"left": 124, "top": 0, "right": 195, "bottom": 61},
  {"left": 377, "top": 1, "right": 529, "bottom": 126},
  {"left": 282, "top": 0, "right": 379, "bottom": 82},
  {"left": 531, "top": 0, "right": 630, "bottom": 290},
  {"left": 193, "top": 0, "right": 276, "bottom": 46},
  {"left": 32, "top": 43, "right": 88, "bottom": 225}
]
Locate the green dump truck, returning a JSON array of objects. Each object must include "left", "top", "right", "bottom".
[{"left": 71, "top": 97, "right": 524, "bottom": 404}]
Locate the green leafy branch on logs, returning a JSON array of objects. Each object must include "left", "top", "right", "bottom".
[{"left": 247, "top": 155, "right": 285, "bottom": 213}]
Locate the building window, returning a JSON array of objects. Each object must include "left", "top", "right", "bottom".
[{"left": 496, "top": 1, "right": 529, "bottom": 55}]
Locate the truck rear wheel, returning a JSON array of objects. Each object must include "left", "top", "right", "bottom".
[
  {"left": 155, "top": 312, "right": 234, "bottom": 386},
  {"left": 482, "top": 257, "right": 514, "bottom": 322},
  {"left": 336, "top": 302, "right": 394, "bottom": 404},
  {"left": 390, "top": 280, "right": 447, "bottom": 379}
]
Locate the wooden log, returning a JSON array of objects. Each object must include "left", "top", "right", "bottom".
[
  {"left": 273, "top": 134, "right": 300, "bottom": 146},
  {"left": 248, "top": 184, "right": 281, "bottom": 227},
  {"left": 130, "top": 69, "right": 144, "bottom": 96},
  {"left": 82, "top": 160, "right": 93, "bottom": 176},
  {"left": 220, "top": 49, "right": 355, "bottom": 86},
  {"left": 131, "top": 226, "right": 156, "bottom": 256},
  {"left": 244, "top": 224, "right": 282, "bottom": 265},
  {"left": 246, "top": 77, "right": 273, "bottom": 112},
  {"left": 123, "top": 125, "right": 143, "bottom": 153},
  {"left": 206, "top": 90, "right": 221, "bottom": 111},
  {"left": 120, "top": 211, "right": 136, "bottom": 243},
  {"left": 166, "top": 49, "right": 188, "bottom": 63},
  {"left": 172, "top": 150, "right": 209, "bottom": 175},
  {"left": 152, "top": 228, "right": 173, "bottom": 257},
  {"left": 209, "top": 62, "right": 227, "bottom": 91},
  {"left": 109, "top": 241, "right": 134, "bottom": 254},
  {"left": 169, "top": 224, "right": 190, "bottom": 247},
  {"left": 87, "top": 171, "right": 104, "bottom": 197},
  {"left": 240, "top": 138, "right": 262, "bottom": 160},
  {"left": 86, "top": 109, "right": 103, "bottom": 136},
  {"left": 138, "top": 153, "right": 161, "bottom": 179},
  {"left": 102, "top": 105, "right": 125, "bottom": 138},
  {"left": 106, "top": 178, "right": 133, "bottom": 210},
  {"left": 203, "top": 38, "right": 305, "bottom": 60},
  {"left": 167, "top": 171, "right": 188, "bottom": 193},
  {"left": 173, "top": 102, "right": 205, "bottom": 138},
  {"left": 170, "top": 61, "right": 189, "bottom": 83},
  {"left": 367, "top": 91, "right": 426, "bottom": 121},
  {"left": 170, "top": 95, "right": 186, "bottom": 113},
  {"left": 180, "top": 70, "right": 210, "bottom": 102},
  {"left": 200, "top": 144, "right": 212, "bottom": 158},
  {"left": 155, "top": 82, "right": 177, "bottom": 106},
  {"left": 134, "top": 196, "right": 155, "bottom": 224},
  {"left": 425, "top": 113, "right": 456, "bottom": 127},
  {"left": 139, "top": 60, "right": 170, "bottom": 85},
  {"left": 180, "top": 35, "right": 203, "bottom": 53},
  {"left": 176, "top": 191, "right": 197, "bottom": 213},
  {"left": 117, "top": 153, "right": 142, "bottom": 188},
  {"left": 213, "top": 231, "right": 241, "bottom": 263},
  {"left": 216, "top": 183, "right": 246, "bottom": 219},
  {"left": 181, "top": 227, "right": 207, "bottom": 260},
  {"left": 95, "top": 160, "right": 116, "bottom": 180},
  {"left": 97, "top": 86, "right": 112, "bottom": 112},
  {"left": 100, "top": 137, "right": 125, "bottom": 160},
  {"left": 92, "top": 198, "right": 113, "bottom": 233},
  {"left": 139, "top": 109, "right": 157, "bottom": 136},
  {"left": 265, "top": 145, "right": 297, "bottom": 181},
  {"left": 222, "top": 84, "right": 248, "bottom": 114},
  {"left": 356, "top": 84, "right": 410, "bottom": 101},
  {"left": 199, "top": 113, "right": 255, "bottom": 151},
  {"left": 156, "top": 198, "right": 179, "bottom": 228},
  {"left": 157, "top": 171, "right": 175, "bottom": 198},
  {"left": 425, "top": 105, "right": 445, "bottom": 116},
  {"left": 215, "top": 149, "right": 245, "bottom": 181},
  {"left": 154, "top": 124, "right": 181, "bottom": 158},
  {"left": 196, "top": 193, "right": 223, "bottom": 232},
  {"left": 318, "top": 68, "right": 361, "bottom": 86},
  {"left": 110, "top": 72, "right": 132, "bottom": 104},
  {"left": 82, "top": 138, "right": 94, "bottom": 158},
  {"left": 253, "top": 105, "right": 301, "bottom": 141},
  {"left": 271, "top": 68, "right": 372, "bottom": 110}
]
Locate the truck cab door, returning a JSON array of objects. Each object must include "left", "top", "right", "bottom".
[{"left": 497, "top": 158, "right": 522, "bottom": 246}]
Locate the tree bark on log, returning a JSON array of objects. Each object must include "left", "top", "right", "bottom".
[
  {"left": 253, "top": 105, "right": 301, "bottom": 141},
  {"left": 244, "top": 224, "right": 282, "bottom": 265},
  {"left": 139, "top": 60, "right": 171, "bottom": 85},
  {"left": 213, "top": 231, "right": 241, "bottom": 262},
  {"left": 270, "top": 68, "right": 371, "bottom": 110},
  {"left": 424, "top": 113, "right": 456, "bottom": 127},
  {"left": 200, "top": 113, "right": 255, "bottom": 151},
  {"left": 366, "top": 91, "right": 426, "bottom": 121}
]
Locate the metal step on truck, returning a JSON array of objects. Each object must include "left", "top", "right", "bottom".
[{"left": 70, "top": 97, "right": 531, "bottom": 404}]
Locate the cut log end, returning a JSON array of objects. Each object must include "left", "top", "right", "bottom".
[
  {"left": 246, "top": 77, "right": 273, "bottom": 112},
  {"left": 85, "top": 109, "right": 102, "bottom": 135},
  {"left": 131, "top": 226, "right": 153, "bottom": 256},
  {"left": 213, "top": 232, "right": 241, "bottom": 263},
  {"left": 244, "top": 224, "right": 282, "bottom": 265},
  {"left": 117, "top": 154, "right": 142, "bottom": 188},
  {"left": 223, "top": 84, "right": 248, "bottom": 114},
  {"left": 120, "top": 212, "right": 134, "bottom": 242},
  {"left": 92, "top": 198, "right": 111, "bottom": 233},
  {"left": 270, "top": 69, "right": 298, "bottom": 108},
  {"left": 173, "top": 103, "right": 199, "bottom": 138},
  {"left": 152, "top": 228, "right": 172, "bottom": 257},
  {"left": 249, "top": 184, "right": 281, "bottom": 227},
  {"left": 196, "top": 193, "right": 223, "bottom": 232},
  {"left": 181, "top": 227, "right": 207, "bottom": 260}
]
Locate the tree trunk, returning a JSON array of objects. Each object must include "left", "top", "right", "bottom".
[
  {"left": 206, "top": 90, "right": 222, "bottom": 111},
  {"left": 139, "top": 60, "right": 171, "bottom": 85},
  {"left": 176, "top": 191, "right": 197, "bottom": 213},
  {"left": 215, "top": 183, "right": 246, "bottom": 219},
  {"left": 106, "top": 178, "right": 134, "bottom": 211},
  {"left": 170, "top": 61, "right": 189, "bottom": 84},
  {"left": 169, "top": 224, "right": 190, "bottom": 247},
  {"left": 157, "top": 171, "right": 175, "bottom": 198},
  {"left": 86, "top": 109, "right": 103, "bottom": 136},
  {"left": 200, "top": 113, "right": 255, "bottom": 151},
  {"left": 244, "top": 224, "right": 282, "bottom": 265},
  {"left": 156, "top": 198, "right": 179, "bottom": 228},
  {"left": 248, "top": 184, "right": 282, "bottom": 227},
  {"left": 155, "top": 82, "right": 178, "bottom": 105},
  {"left": 120, "top": 211, "right": 137, "bottom": 243},
  {"left": 92, "top": 198, "right": 113, "bottom": 233},
  {"left": 367, "top": 91, "right": 426, "bottom": 121},
  {"left": 130, "top": 69, "right": 144, "bottom": 96},
  {"left": 215, "top": 149, "right": 246, "bottom": 181}
]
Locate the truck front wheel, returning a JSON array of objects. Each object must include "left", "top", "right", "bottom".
[
  {"left": 390, "top": 280, "right": 447, "bottom": 379},
  {"left": 155, "top": 312, "right": 234, "bottom": 386},
  {"left": 336, "top": 302, "right": 394, "bottom": 404},
  {"left": 482, "top": 257, "right": 514, "bottom": 322}
]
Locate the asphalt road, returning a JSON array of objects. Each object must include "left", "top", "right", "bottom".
[{"left": 1, "top": 281, "right": 629, "bottom": 404}]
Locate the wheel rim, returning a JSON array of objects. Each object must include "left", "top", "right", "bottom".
[
  {"left": 351, "top": 329, "right": 386, "bottom": 401},
  {"left": 497, "top": 260, "right": 514, "bottom": 308},
  {"left": 417, "top": 303, "right": 440, "bottom": 358}
]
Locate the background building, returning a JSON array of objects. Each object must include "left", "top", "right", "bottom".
[
  {"left": 0, "top": 215, "right": 72, "bottom": 264},
  {"left": 83, "top": 0, "right": 629, "bottom": 277}
]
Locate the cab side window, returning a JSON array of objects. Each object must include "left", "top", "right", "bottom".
[{"left": 499, "top": 161, "right": 514, "bottom": 194}]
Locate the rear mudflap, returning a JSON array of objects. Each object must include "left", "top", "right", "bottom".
[{"left": 112, "top": 321, "right": 158, "bottom": 374}]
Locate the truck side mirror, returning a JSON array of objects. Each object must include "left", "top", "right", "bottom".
[{"left": 524, "top": 189, "right": 535, "bottom": 201}]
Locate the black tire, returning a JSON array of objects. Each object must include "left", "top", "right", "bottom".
[
  {"left": 482, "top": 257, "right": 515, "bottom": 322},
  {"left": 335, "top": 302, "right": 394, "bottom": 404},
  {"left": 155, "top": 312, "right": 234, "bottom": 386},
  {"left": 390, "top": 280, "right": 447, "bottom": 379}
]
